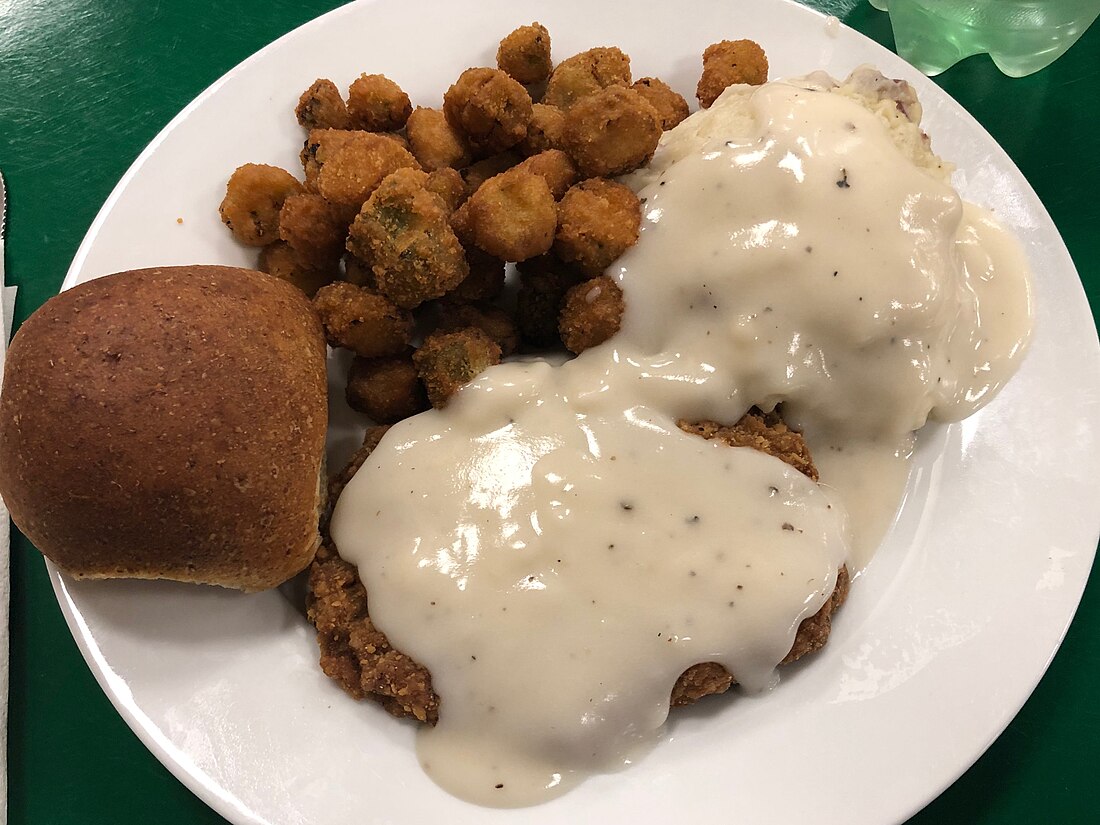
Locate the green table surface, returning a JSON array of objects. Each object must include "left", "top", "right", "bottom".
[{"left": 3, "top": 1, "right": 1098, "bottom": 823}]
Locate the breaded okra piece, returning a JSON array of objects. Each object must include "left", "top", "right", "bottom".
[
  {"left": 219, "top": 163, "right": 303, "bottom": 246},
  {"left": 496, "top": 23, "right": 552, "bottom": 85},
  {"left": 312, "top": 281, "right": 413, "bottom": 357},
  {"left": 554, "top": 178, "right": 642, "bottom": 276},
  {"left": 346, "top": 168, "right": 469, "bottom": 308},
  {"left": 559, "top": 275, "right": 624, "bottom": 353},
  {"left": 346, "top": 353, "right": 428, "bottom": 424},
  {"left": 413, "top": 328, "right": 502, "bottom": 408}
]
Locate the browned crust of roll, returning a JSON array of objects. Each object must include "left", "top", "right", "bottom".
[
  {"left": 0, "top": 265, "right": 328, "bottom": 591},
  {"left": 308, "top": 408, "right": 849, "bottom": 723}
]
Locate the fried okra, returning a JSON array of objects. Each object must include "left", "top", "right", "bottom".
[
  {"left": 443, "top": 68, "right": 533, "bottom": 155},
  {"left": 519, "top": 103, "right": 565, "bottom": 156},
  {"left": 342, "top": 253, "right": 376, "bottom": 289},
  {"left": 301, "top": 129, "right": 420, "bottom": 208},
  {"left": 449, "top": 198, "right": 475, "bottom": 246},
  {"left": 219, "top": 163, "right": 303, "bottom": 246},
  {"left": 697, "top": 39, "right": 769, "bottom": 108},
  {"left": 515, "top": 255, "right": 584, "bottom": 348},
  {"left": 448, "top": 248, "right": 506, "bottom": 303},
  {"left": 554, "top": 178, "right": 641, "bottom": 276},
  {"left": 561, "top": 86, "right": 661, "bottom": 177},
  {"left": 312, "top": 281, "right": 413, "bottom": 357},
  {"left": 465, "top": 168, "right": 556, "bottom": 262},
  {"left": 542, "top": 46, "right": 631, "bottom": 110},
  {"left": 631, "top": 77, "right": 690, "bottom": 130},
  {"left": 405, "top": 107, "right": 472, "bottom": 171},
  {"left": 258, "top": 241, "right": 336, "bottom": 297},
  {"left": 346, "top": 353, "right": 428, "bottom": 423},
  {"left": 347, "top": 73, "right": 412, "bottom": 132},
  {"left": 278, "top": 193, "right": 353, "bottom": 266},
  {"left": 346, "top": 168, "right": 469, "bottom": 308},
  {"left": 296, "top": 78, "right": 352, "bottom": 130},
  {"left": 436, "top": 303, "right": 519, "bottom": 356},
  {"left": 460, "top": 151, "right": 521, "bottom": 196},
  {"left": 301, "top": 128, "right": 354, "bottom": 188},
  {"left": 424, "top": 167, "right": 467, "bottom": 213},
  {"left": 413, "top": 328, "right": 502, "bottom": 408},
  {"left": 559, "top": 275, "right": 624, "bottom": 353},
  {"left": 515, "top": 149, "right": 578, "bottom": 199},
  {"left": 496, "top": 23, "right": 552, "bottom": 85},
  {"left": 381, "top": 131, "right": 411, "bottom": 152}
]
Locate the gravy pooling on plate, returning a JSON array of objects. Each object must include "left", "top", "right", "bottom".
[{"left": 330, "top": 68, "right": 1033, "bottom": 806}]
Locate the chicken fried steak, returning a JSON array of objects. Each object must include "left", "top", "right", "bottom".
[{"left": 307, "top": 409, "right": 849, "bottom": 724}]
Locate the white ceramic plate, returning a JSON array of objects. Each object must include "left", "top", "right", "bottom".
[{"left": 50, "top": 1, "right": 1100, "bottom": 823}]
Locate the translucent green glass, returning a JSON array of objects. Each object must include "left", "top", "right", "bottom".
[{"left": 870, "top": 0, "right": 1100, "bottom": 75}]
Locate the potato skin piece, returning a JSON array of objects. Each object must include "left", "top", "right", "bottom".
[
  {"left": 542, "top": 46, "right": 631, "bottom": 110},
  {"left": 561, "top": 86, "right": 662, "bottom": 177},
  {"left": 697, "top": 39, "right": 769, "bottom": 108},
  {"left": 466, "top": 168, "right": 556, "bottom": 262},
  {"left": 347, "top": 73, "right": 413, "bottom": 132},
  {"left": 554, "top": 178, "right": 642, "bottom": 276},
  {"left": 312, "top": 281, "right": 412, "bottom": 357},
  {"left": 219, "top": 163, "right": 304, "bottom": 247},
  {"left": 559, "top": 275, "right": 624, "bottom": 353},
  {"left": 443, "top": 67, "right": 533, "bottom": 155},
  {"left": 496, "top": 22, "right": 552, "bottom": 85}
]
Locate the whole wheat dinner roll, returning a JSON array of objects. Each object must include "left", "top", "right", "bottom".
[{"left": 0, "top": 265, "right": 328, "bottom": 591}]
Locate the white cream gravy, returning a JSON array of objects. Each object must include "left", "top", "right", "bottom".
[{"left": 330, "top": 72, "right": 1032, "bottom": 806}]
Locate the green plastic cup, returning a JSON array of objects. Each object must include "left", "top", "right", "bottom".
[{"left": 870, "top": 0, "right": 1100, "bottom": 76}]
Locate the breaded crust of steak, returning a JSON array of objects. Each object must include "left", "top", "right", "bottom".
[
  {"left": 677, "top": 411, "right": 818, "bottom": 481},
  {"left": 307, "top": 409, "right": 848, "bottom": 724},
  {"left": 308, "top": 539, "right": 439, "bottom": 722},
  {"left": 670, "top": 411, "right": 849, "bottom": 705},
  {"left": 669, "top": 566, "right": 850, "bottom": 706},
  {"left": 327, "top": 424, "right": 390, "bottom": 505}
]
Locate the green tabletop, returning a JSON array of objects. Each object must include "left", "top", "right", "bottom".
[{"left": 3, "top": 1, "right": 1098, "bottom": 823}]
